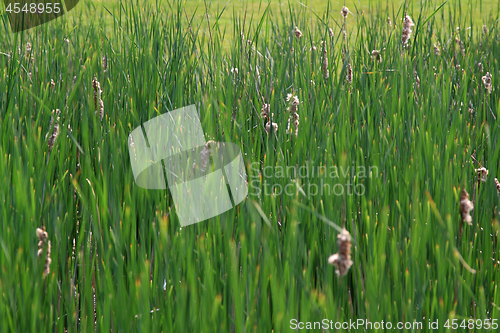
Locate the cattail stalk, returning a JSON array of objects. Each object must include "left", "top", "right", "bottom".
[
  {"left": 328, "top": 228, "right": 353, "bottom": 277},
  {"left": 36, "top": 227, "right": 52, "bottom": 278},
  {"left": 459, "top": 188, "right": 474, "bottom": 225},
  {"left": 401, "top": 15, "right": 415, "bottom": 46},
  {"left": 92, "top": 75, "right": 104, "bottom": 121}
]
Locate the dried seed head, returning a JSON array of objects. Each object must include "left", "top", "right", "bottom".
[
  {"left": 329, "top": 28, "right": 334, "bottom": 38},
  {"left": 50, "top": 79, "right": 55, "bottom": 88},
  {"left": 455, "top": 37, "right": 465, "bottom": 56},
  {"left": 265, "top": 122, "right": 278, "bottom": 134},
  {"left": 26, "top": 42, "right": 32, "bottom": 56},
  {"left": 47, "top": 109, "right": 60, "bottom": 152},
  {"left": 475, "top": 167, "right": 488, "bottom": 183},
  {"left": 92, "top": 75, "right": 104, "bottom": 121},
  {"left": 102, "top": 54, "right": 108, "bottom": 72},
  {"left": 230, "top": 67, "right": 238, "bottom": 74},
  {"left": 321, "top": 41, "right": 329, "bottom": 79},
  {"left": 482, "top": 72, "right": 492, "bottom": 94},
  {"left": 346, "top": 61, "right": 352, "bottom": 85},
  {"left": 401, "top": 15, "right": 415, "bottom": 46},
  {"left": 459, "top": 188, "right": 474, "bottom": 225},
  {"left": 294, "top": 27, "right": 303, "bottom": 39},
  {"left": 433, "top": 43, "right": 441, "bottom": 56},
  {"left": 36, "top": 227, "right": 51, "bottom": 278},
  {"left": 483, "top": 24, "right": 488, "bottom": 35},
  {"left": 414, "top": 71, "right": 420, "bottom": 90},
  {"left": 478, "top": 62, "right": 484, "bottom": 73},
  {"left": 260, "top": 103, "right": 270, "bottom": 120},
  {"left": 387, "top": 17, "right": 392, "bottom": 27},
  {"left": 495, "top": 178, "right": 500, "bottom": 193},
  {"left": 371, "top": 49, "right": 381, "bottom": 63},
  {"left": 328, "top": 228, "right": 353, "bottom": 277},
  {"left": 342, "top": 30, "right": 347, "bottom": 40},
  {"left": 341, "top": 6, "right": 350, "bottom": 19}
]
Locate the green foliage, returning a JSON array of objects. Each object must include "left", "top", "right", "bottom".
[{"left": 0, "top": 0, "right": 499, "bottom": 331}]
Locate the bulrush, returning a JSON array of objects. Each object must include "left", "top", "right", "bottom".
[
  {"left": 346, "top": 61, "right": 352, "bottom": 85},
  {"left": 341, "top": 6, "right": 350, "bottom": 19},
  {"left": 495, "top": 178, "right": 500, "bottom": 193},
  {"left": 47, "top": 109, "right": 60, "bottom": 152},
  {"left": 401, "top": 15, "right": 415, "bottom": 46},
  {"left": 102, "top": 55, "right": 108, "bottom": 72},
  {"left": 321, "top": 41, "right": 329, "bottom": 79},
  {"left": 433, "top": 43, "right": 441, "bottom": 56},
  {"left": 482, "top": 72, "right": 492, "bottom": 94},
  {"left": 92, "top": 75, "right": 104, "bottom": 121},
  {"left": 455, "top": 37, "right": 465, "bottom": 56},
  {"left": 36, "top": 227, "right": 52, "bottom": 278},
  {"left": 475, "top": 167, "right": 488, "bottom": 183},
  {"left": 286, "top": 94, "right": 300, "bottom": 137},
  {"left": 459, "top": 188, "right": 474, "bottom": 225},
  {"left": 371, "top": 49, "right": 381, "bottom": 63},
  {"left": 328, "top": 228, "right": 353, "bottom": 277},
  {"left": 265, "top": 122, "right": 278, "bottom": 134},
  {"left": 294, "top": 27, "right": 303, "bottom": 39}
]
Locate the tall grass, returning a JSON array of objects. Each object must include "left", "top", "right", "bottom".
[{"left": 0, "top": 0, "right": 499, "bottom": 331}]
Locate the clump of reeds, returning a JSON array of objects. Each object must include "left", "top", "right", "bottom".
[
  {"left": 482, "top": 72, "right": 492, "bottom": 94},
  {"left": 36, "top": 227, "right": 52, "bottom": 278},
  {"left": 321, "top": 41, "right": 329, "bottom": 79},
  {"left": 286, "top": 94, "right": 300, "bottom": 137},
  {"left": 475, "top": 167, "right": 488, "bottom": 183},
  {"left": 401, "top": 15, "right": 415, "bottom": 46},
  {"left": 47, "top": 109, "right": 60, "bottom": 152},
  {"left": 459, "top": 188, "right": 474, "bottom": 225},
  {"left": 328, "top": 228, "right": 353, "bottom": 277},
  {"left": 92, "top": 75, "right": 104, "bottom": 121}
]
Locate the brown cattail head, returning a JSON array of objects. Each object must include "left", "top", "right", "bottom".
[
  {"left": 475, "top": 167, "right": 488, "bottom": 183},
  {"left": 482, "top": 72, "right": 492, "bottom": 94},
  {"left": 102, "top": 55, "right": 108, "bottom": 72},
  {"left": 371, "top": 50, "right": 381, "bottom": 63},
  {"left": 261, "top": 103, "right": 270, "bottom": 120},
  {"left": 433, "top": 43, "right": 441, "bottom": 56},
  {"left": 36, "top": 227, "right": 51, "bottom": 278},
  {"left": 47, "top": 109, "right": 60, "bottom": 152},
  {"left": 294, "top": 27, "right": 303, "bottom": 39},
  {"left": 328, "top": 228, "right": 353, "bottom": 277},
  {"left": 401, "top": 15, "right": 415, "bottom": 46},
  {"left": 92, "top": 75, "right": 104, "bottom": 121},
  {"left": 459, "top": 188, "right": 474, "bottom": 225},
  {"left": 455, "top": 37, "right": 465, "bottom": 56},
  {"left": 495, "top": 178, "right": 500, "bottom": 193},
  {"left": 321, "top": 41, "right": 329, "bottom": 79},
  {"left": 265, "top": 122, "right": 278, "bottom": 134},
  {"left": 346, "top": 61, "right": 352, "bottom": 85},
  {"left": 286, "top": 94, "right": 300, "bottom": 137},
  {"left": 341, "top": 6, "right": 350, "bottom": 19}
]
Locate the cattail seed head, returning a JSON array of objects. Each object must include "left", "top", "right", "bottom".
[
  {"left": 433, "top": 43, "right": 441, "bottom": 56},
  {"left": 455, "top": 37, "right": 465, "bottom": 56},
  {"left": 26, "top": 42, "right": 32, "bottom": 57},
  {"left": 36, "top": 227, "right": 51, "bottom": 278},
  {"left": 483, "top": 24, "right": 488, "bottom": 35},
  {"left": 401, "top": 15, "right": 415, "bottom": 46},
  {"left": 329, "top": 28, "right": 334, "bottom": 38},
  {"left": 294, "top": 27, "right": 303, "bottom": 39},
  {"left": 475, "top": 167, "right": 488, "bottom": 183},
  {"left": 341, "top": 6, "right": 350, "bottom": 19},
  {"left": 47, "top": 109, "right": 60, "bottom": 152},
  {"left": 482, "top": 72, "right": 492, "bottom": 94},
  {"left": 265, "top": 122, "right": 278, "bottom": 134},
  {"left": 459, "top": 188, "right": 474, "bottom": 225},
  {"left": 92, "top": 75, "right": 104, "bottom": 121},
  {"left": 102, "top": 55, "right": 108, "bottom": 72},
  {"left": 414, "top": 71, "right": 420, "bottom": 90},
  {"left": 387, "top": 17, "right": 392, "bottom": 27},
  {"left": 328, "top": 228, "right": 353, "bottom": 277},
  {"left": 495, "top": 178, "right": 500, "bottom": 193},
  {"left": 261, "top": 103, "right": 270, "bottom": 120},
  {"left": 321, "top": 41, "right": 329, "bottom": 79},
  {"left": 371, "top": 49, "right": 381, "bottom": 63},
  {"left": 346, "top": 62, "right": 352, "bottom": 85},
  {"left": 478, "top": 62, "right": 484, "bottom": 73}
]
